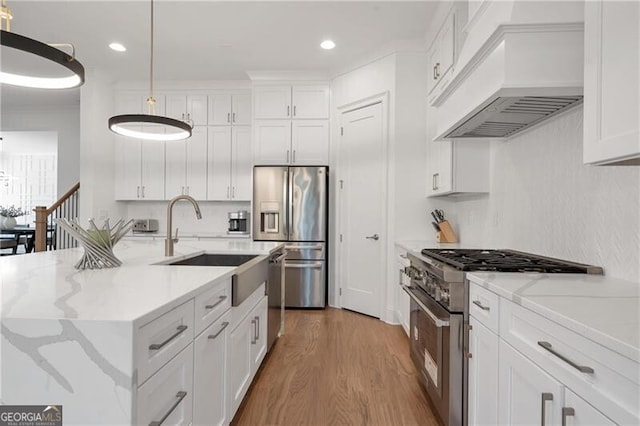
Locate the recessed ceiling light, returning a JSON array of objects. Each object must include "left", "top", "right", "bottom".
[
  {"left": 320, "top": 40, "right": 335, "bottom": 50},
  {"left": 109, "top": 42, "right": 126, "bottom": 52}
]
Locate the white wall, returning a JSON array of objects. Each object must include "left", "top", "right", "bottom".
[
  {"left": 0, "top": 105, "right": 79, "bottom": 196},
  {"left": 430, "top": 108, "right": 640, "bottom": 282}
]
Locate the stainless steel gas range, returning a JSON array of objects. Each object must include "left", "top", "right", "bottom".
[{"left": 402, "top": 249, "right": 603, "bottom": 426}]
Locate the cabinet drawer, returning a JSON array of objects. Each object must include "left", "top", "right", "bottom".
[
  {"left": 136, "top": 300, "right": 195, "bottom": 385},
  {"left": 468, "top": 281, "right": 499, "bottom": 333},
  {"left": 194, "top": 278, "right": 231, "bottom": 336},
  {"left": 136, "top": 344, "right": 193, "bottom": 426},
  {"left": 500, "top": 298, "right": 640, "bottom": 424}
]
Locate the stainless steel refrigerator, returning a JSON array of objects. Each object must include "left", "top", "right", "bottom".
[{"left": 253, "top": 166, "right": 328, "bottom": 308}]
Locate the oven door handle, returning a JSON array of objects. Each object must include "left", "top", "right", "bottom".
[{"left": 402, "top": 286, "right": 450, "bottom": 328}]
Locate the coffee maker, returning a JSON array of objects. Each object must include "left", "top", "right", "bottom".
[{"left": 227, "top": 210, "right": 250, "bottom": 235}]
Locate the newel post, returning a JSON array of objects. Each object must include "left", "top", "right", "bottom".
[{"left": 34, "top": 206, "right": 48, "bottom": 252}]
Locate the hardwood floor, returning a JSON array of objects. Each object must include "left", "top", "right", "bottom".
[{"left": 231, "top": 308, "right": 440, "bottom": 426}]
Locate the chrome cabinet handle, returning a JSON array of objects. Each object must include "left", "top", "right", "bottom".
[
  {"left": 561, "top": 407, "right": 575, "bottom": 426},
  {"left": 186, "top": 186, "right": 189, "bottom": 195},
  {"left": 137, "top": 186, "right": 140, "bottom": 198},
  {"left": 181, "top": 186, "right": 184, "bottom": 195},
  {"left": 541, "top": 392, "right": 553, "bottom": 426},
  {"left": 227, "top": 112, "right": 230, "bottom": 123},
  {"left": 287, "top": 106, "right": 290, "bottom": 117},
  {"left": 149, "top": 325, "right": 188, "bottom": 350},
  {"left": 538, "top": 341, "right": 594, "bottom": 373},
  {"left": 232, "top": 112, "right": 236, "bottom": 122},
  {"left": 434, "top": 173, "right": 439, "bottom": 190},
  {"left": 472, "top": 300, "right": 490, "bottom": 311},
  {"left": 142, "top": 186, "right": 145, "bottom": 198},
  {"left": 226, "top": 186, "right": 230, "bottom": 199},
  {"left": 149, "top": 391, "right": 187, "bottom": 426},
  {"left": 293, "top": 150, "right": 296, "bottom": 163},
  {"left": 365, "top": 234, "right": 379, "bottom": 240},
  {"left": 232, "top": 186, "right": 235, "bottom": 198},
  {"left": 250, "top": 319, "right": 256, "bottom": 344},
  {"left": 208, "top": 322, "right": 229, "bottom": 340},
  {"left": 255, "top": 316, "right": 260, "bottom": 340},
  {"left": 433, "top": 65, "right": 437, "bottom": 80},
  {"left": 436, "top": 62, "right": 441, "bottom": 78},
  {"left": 286, "top": 149, "right": 290, "bottom": 163},
  {"left": 205, "top": 295, "right": 227, "bottom": 310},
  {"left": 293, "top": 105, "right": 296, "bottom": 117}
]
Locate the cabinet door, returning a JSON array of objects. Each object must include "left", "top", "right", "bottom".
[
  {"left": 185, "top": 126, "right": 208, "bottom": 200},
  {"left": 499, "top": 341, "right": 564, "bottom": 426},
  {"left": 253, "top": 120, "right": 292, "bottom": 164},
  {"left": 291, "top": 120, "right": 329, "bottom": 165},
  {"left": 231, "top": 127, "right": 252, "bottom": 201},
  {"left": 468, "top": 317, "right": 499, "bottom": 426},
  {"left": 116, "top": 93, "right": 144, "bottom": 115},
  {"left": 584, "top": 0, "right": 640, "bottom": 164},
  {"left": 232, "top": 93, "right": 252, "bottom": 125},
  {"left": 136, "top": 344, "right": 193, "bottom": 426},
  {"left": 227, "top": 316, "right": 253, "bottom": 417},
  {"left": 141, "top": 136, "right": 166, "bottom": 200},
  {"left": 207, "top": 126, "right": 232, "bottom": 200},
  {"left": 250, "top": 296, "right": 268, "bottom": 370},
  {"left": 563, "top": 388, "right": 616, "bottom": 426},
  {"left": 253, "top": 86, "right": 292, "bottom": 119},
  {"left": 292, "top": 85, "right": 329, "bottom": 119},
  {"left": 166, "top": 95, "right": 188, "bottom": 122},
  {"left": 165, "top": 140, "right": 187, "bottom": 198},
  {"left": 209, "top": 94, "right": 233, "bottom": 126},
  {"left": 114, "top": 135, "right": 142, "bottom": 200},
  {"left": 187, "top": 95, "right": 208, "bottom": 126},
  {"left": 437, "top": 13, "right": 455, "bottom": 84},
  {"left": 193, "top": 311, "right": 230, "bottom": 426}
]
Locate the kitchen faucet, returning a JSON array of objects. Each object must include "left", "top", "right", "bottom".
[{"left": 165, "top": 194, "right": 202, "bottom": 256}]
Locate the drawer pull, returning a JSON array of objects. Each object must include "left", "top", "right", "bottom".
[
  {"left": 205, "top": 295, "right": 227, "bottom": 310},
  {"left": 149, "top": 391, "right": 187, "bottom": 426},
  {"left": 541, "top": 392, "right": 553, "bottom": 426},
  {"left": 561, "top": 407, "right": 575, "bottom": 426},
  {"left": 208, "top": 322, "right": 229, "bottom": 340},
  {"left": 472, "top": 300, "right": 490, "bottom": 311},
  {"left": 149, "top": 325, "right": 188, "bottom": 351},
  {"left": 537, "top": 341, "right": 595, "bottom": 374}
]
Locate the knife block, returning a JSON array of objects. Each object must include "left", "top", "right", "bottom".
[{"left": 436, "top": 220, "right": 458, "bottom": 243}]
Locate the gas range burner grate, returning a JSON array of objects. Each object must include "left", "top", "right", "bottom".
[{"left": 420, "top": 249, "right": 603, "bottom": 274}]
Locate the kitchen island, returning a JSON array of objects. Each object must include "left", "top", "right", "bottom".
[{"left": 0, "top": 239, "right": 283, "bottom": 425}]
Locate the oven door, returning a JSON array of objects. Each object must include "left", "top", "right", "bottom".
[{"left": 403, "top": 285, "right": 453, "bottom": 425}]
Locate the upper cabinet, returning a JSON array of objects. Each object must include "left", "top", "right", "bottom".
[
  {"left": 165, "top": 94, "right": 208, "bottom": 127},
  {"left": 253, "top": 84, "right": 329, "bottom": 119},
  {"left": 427, "top": 11, "right": 456, "bottom": 105},
  {"left": 208, "top": 93, "right": 251, "bottom": 126},
  {"left": 583, "top": 0, "right": 640, "bottom": 165}
]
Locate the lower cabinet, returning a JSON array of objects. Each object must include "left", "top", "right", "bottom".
[
  {"left": 193, "top": 310, "right": 231, "bottom": 426},
  {"left": 467, "top": 316, "right": 499, "bottom": 425},
  {"left": 563, "top": 388, "right": 616, "bottom": 426},
  {"left": 228, "top": 295, "right": 268, "bottom": 417}
]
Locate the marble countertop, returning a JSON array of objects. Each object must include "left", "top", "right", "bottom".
[
  {"left": 0, "top": 239, "right": 282, "bottom": 324},
  {"left": 468, "top": 272, "right": 640, "bottom": 363}
]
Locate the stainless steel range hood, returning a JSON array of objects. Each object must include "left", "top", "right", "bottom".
[{"left": 435, "top": 23, "right": 584, "bottom": 140}]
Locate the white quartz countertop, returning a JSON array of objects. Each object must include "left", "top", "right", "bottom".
[
  {"left": 467, "top": 272, "right": 640, "bottom": 363},
  {"left": 0, "top": 239, "right": 282, "bottom": 324}
]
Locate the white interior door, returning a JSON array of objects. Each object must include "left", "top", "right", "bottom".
[{"left": 339, "top": 102, "right": 385, "bottom": 318}]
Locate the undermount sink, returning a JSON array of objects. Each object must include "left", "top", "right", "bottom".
[{"left": 167, "top": 253, "right": 258, "bottom": 267}]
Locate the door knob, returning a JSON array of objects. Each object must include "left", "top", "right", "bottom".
[{"left": 365, "top": 234, "right": 379, "bottom": 240}]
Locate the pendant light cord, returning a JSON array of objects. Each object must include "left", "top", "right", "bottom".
[{"left": 147, "top": 0, "right": 155, "bottom": 114}]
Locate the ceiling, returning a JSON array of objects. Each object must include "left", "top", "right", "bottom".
[{"left": 1, "top": 1, "right": 438, "bottom": 107}]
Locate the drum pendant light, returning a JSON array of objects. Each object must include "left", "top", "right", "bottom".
[
  {"left": 0, "top": 0, "right": 85, "bottom": 89},
  {"left": 108, "top": 0, "right": 192, "bottom": 141}
]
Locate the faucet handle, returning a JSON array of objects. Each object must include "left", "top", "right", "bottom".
[{"left": 173, "top": 227, "right": 179, "bottom": 243}]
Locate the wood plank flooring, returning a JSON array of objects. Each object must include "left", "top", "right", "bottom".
[{"left": 231, "top": 308, "right": 440, "bottom": 426}]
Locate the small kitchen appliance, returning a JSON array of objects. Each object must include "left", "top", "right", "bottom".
[
  {"left": 227, "top": 210, "right": 249, "bottom": 235},
  {"left": 402, "top": 249, "right": 603, "bottom": 426},
  {"left": 132, "top": 219, "right": 158, "bottom": 233}
]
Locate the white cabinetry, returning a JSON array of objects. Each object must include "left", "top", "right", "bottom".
[
  {"left": 193, "top": 310, "right": 231, "bottom": 426},
  {"left": 583, "top": 0, "right": 640, "bottom": 165},
  {"left": 165, "top": 126, "right": 208, "bottom": 200},
  {"left": 253, "top": 83, "right": 329, "bottom": 165},
  {"left": 165, "top": 94, "right": 208, "bottom": 126},
  {"left": 114, "top": 131, "right": 166, "bottom": 200},
  {"left": 563, "top": 388, "right": 616, "bottom": 426},
  {"left": 209, "top": 93, "right": 251, "bottom": 126},
  {"left": 250, "top": 296, "right": 268, "bottom": 369},
  {"left": 207, "top": 126, "right": 252, "bottom": 201},
  {"left": 427, "top": 11, "right": 456, "bottom": 105},
  {"left": 468, "top": 318, "right": 499, "bottom": 425}
]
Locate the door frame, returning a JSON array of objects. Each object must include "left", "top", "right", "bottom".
[{"left": 335, "top": 92, "right": 390, "bottom": 317}]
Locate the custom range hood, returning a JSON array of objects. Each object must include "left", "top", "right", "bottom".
[{"left": 435, "top": 22, "right": 584, "bottom": 140}]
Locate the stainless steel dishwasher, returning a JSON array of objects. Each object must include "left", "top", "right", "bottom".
[{"left": 267, "top": 248, "right": 286, "bottom": 350}]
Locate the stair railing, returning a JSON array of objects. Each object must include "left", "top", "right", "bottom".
[{"left": 33, "top": 182, "right": 80, "bottom": 252}]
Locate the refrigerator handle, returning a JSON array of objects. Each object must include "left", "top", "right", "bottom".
[
  {"left": 282, "top": 169, "right": 289, "bottom": 239},
  {"left": 288, "top": 168, "right": 294, "bottom": 240}
]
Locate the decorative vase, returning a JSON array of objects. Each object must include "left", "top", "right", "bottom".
[{"left": 1, "top": 216, "right": 16, "bottom": 230}]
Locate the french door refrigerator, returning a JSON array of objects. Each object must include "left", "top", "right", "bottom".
[{"left": 253, "top": 166, "right": 328, "bottom": 308}]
